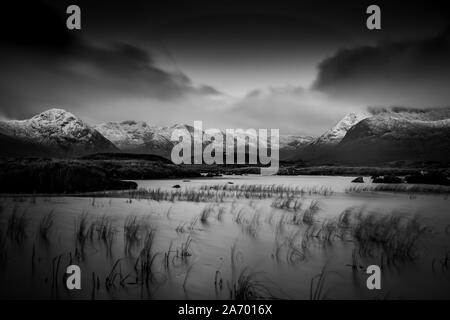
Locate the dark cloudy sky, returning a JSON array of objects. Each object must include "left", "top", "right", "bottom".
[{"left": 1, "top": 0, "right": 450, "bottom": 135}]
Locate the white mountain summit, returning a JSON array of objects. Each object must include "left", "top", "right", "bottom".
[{"left": 312, "top": 112, "right": 370, "bottom": 145}]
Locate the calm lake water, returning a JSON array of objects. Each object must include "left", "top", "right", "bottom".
[{"left": 0, "top": 175, "right": 449, "bottom": 299}]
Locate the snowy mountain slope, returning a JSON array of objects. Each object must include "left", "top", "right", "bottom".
[
  {"left": 95, "top": 121, "right": 200, "bottom": 157},
  {"left": 97, "top": 119, "right": 315, "bottom": 160},
  {"left": 312, "top": 108, "right": 450, "bottom": 164},
  {"left": 312, "top": 112, "right": 370, "bottom": 145},
  {"left": 0, "top": 109, "right": 118, "bottom": 156},
  {"left": 287, "top": 108, "right": 450, "bottom": 164},
  {"left": 3, "top": 107, "right": 449, "bottom": 164}
]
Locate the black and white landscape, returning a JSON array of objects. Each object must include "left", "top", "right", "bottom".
[{"left": 1, "top": 0, "right": 450, "bottom": 300}]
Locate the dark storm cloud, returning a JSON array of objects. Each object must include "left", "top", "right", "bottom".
[
  {"left": 0, "top": 40, "right": 222, "bottom": 119},
  {"left": 313, "top": 27, "right": 450, "bottom": 108},
  {"left": 72, "top": 41, "right": 219, "bottom": 100},
  {"left": 0, "top": 2, "right": 222, "bottom": 119}
]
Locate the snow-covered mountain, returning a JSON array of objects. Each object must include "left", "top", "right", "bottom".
[
  {"left": 312, "top": 112, "right": 370, "bottom": 145},
  {"left": 3, "top": 107, "right": 449, "bottom": 165},
  {"left": 95, "top": 121, "right": 172, "bottom": 155},
  {"left": 335, "top": 110, "right": 450, "bottom": 164},
  {"left": 95, "top": 121, "right": 202, "bottom": 157},
  {"left": 0, "top": 109, "right": 117, "bottom": 156},
  {"left": 96, "top": 119, "right": 315, "bottom": 160}
]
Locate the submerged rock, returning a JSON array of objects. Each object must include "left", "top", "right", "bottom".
[
  {"left": 172, "top": 184, "right": 181, "bottom": 188},
  {"left": 351, "top": 176, "right": 364, "bottom": 183}
]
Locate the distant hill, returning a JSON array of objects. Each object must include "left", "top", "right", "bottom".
[{"left": 80, "top": 152, "right": 172, "bottom": 163}]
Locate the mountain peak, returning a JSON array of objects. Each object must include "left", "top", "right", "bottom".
[
  {"left": 313, "top": 112, "right": 370, "bottom": 145},
  {"left": 31, "top": 108, "right": 76, "bottom": 121}
]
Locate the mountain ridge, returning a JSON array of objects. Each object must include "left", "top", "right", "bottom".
[{"left": 1, "top": 107, "right": 450, "bottom": 165}]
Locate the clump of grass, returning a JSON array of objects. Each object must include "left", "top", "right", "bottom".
[
  {"left": 73, "top": 212, "right": 118, "bottom": 257},
  {"left": 201, "top": 184, "right": 334, "bottom": 198},
  {"left": 124, "top": 215, "right": 150, "bottom": 256},
  {"left": 302, "top": 200, "right": 320, "bottom": 225},
  {"left": 273, "top": 213, "right": 288, "bottom": 237},
  {"left": 163, "top": 241, "right": 174, "bottom": 271},
  {"left": 345, "top": 248, "right": 360, "bottom": 271},
  {"left": 345, "top": 184, "right": 450, "bottom": 194},
  {"left": 229, "top": 268, "right": 278, "bottom": 300},
  {"left": 178, "top": 236, "right": 193, "bottom": 260},
  {"left": 105, "top": 258, "right": 132, "bottom": 290},
  {"left": 214, "top": 270, "right": 224, "bottom": 295},
  {"left": 271, "top": 196, "right": 303, "bottom": 213},
  {"left": 38, "top": 211, "right": 55, "bottom": 242},
  {"left": 233, "top": 208, "right": 246, "bottom": 224},
  {"left": 352, "top": 213, "right": 431, "bottom": 263},
  {"left": 175, "top": 222, "right": 187, "bottom": 234},
  {"left": 338, "top": 208, "right": 353, "bottom": 228},
  {"left": 135, "top": 230, "right": 161, "bottom": 287},
  {"left": 272, "top": 228, "right": 308, "bottom": 265},
  {"left": 230, "top": 206, "right": 261, "bottom": 238},
  {"left": 244, "top": 213, "right": 261, "bottom": 238},
  {"left": 315, "top": 220, "right": 340, "bottom": 242},
  {"left": 337, "top": 207, "right": 365, "bottom": 240},
  {"left": 199, "top": 205, "right": 215, "bottom": 225},
  {"left": 226, "top": 244, "right": 280, "bottom": 299},
  {"left": 6, "top": 207, "right": 28, "bottom": 244},
  {"left": 176, "top": 215, "right": 200, "bottom": 234},
  {"left": 124, "top": 216, "right": 139, "bottom": 247},
  {"left": 188, "top": 216, "right": 199, "bottom": 232},
  {"left": 285, "top": 231, "right": 307, "bottom": 264},
  {"left": 74, "top": 211, "right": 90, "bottom": 251},
  {"left": 99, "top": 184, "right": 335, "bottom": 203},
  {"left": 93, "top": 215, "right": 116, "bottom": 254},
  {"left": 217, "top": 206, "right": 226, "bottom": 222}
]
